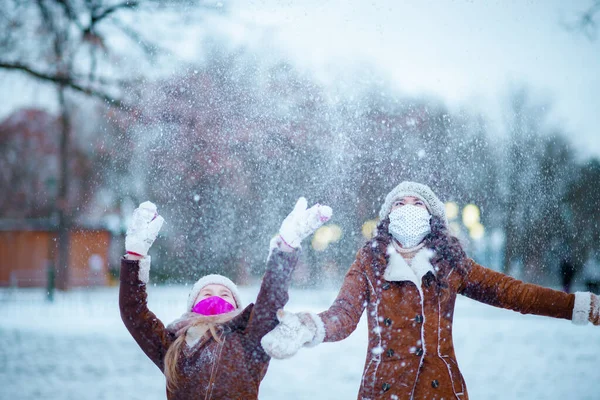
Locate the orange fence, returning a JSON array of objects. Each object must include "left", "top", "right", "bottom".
[{"left": 0, "top": 229, "right": 111, "bottom": 288}]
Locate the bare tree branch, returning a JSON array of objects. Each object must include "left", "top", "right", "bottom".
[
  {"left": 90, "top": 1, "right": 139, "bottom": 26},
  {"left": 0, "top": 61, "right": 126, "bottom": 107},
  {"left": 55, "top": 0, "right": 84, "bottom": 30},
  {"left": 110, "top": 17, "right": 166, "bottom": 60}
]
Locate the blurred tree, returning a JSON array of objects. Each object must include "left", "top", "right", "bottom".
[
  {"left": 88, "top": 40, "right": 585, "bottom": 288},
  {"left": 0, "top": 0, "right": 222, "bottom": 290},
  {"left": 451, "top": 116, "right": 502, "bottom": 227},
  {"left": 565, "top": 159, "right": 600, "bottom": 265},
  {"left": 502, "top": 88, "right": 529, "bottom": 275},
  {"left": 0, "top": 109, "right": 61, "bottom": 218},
  {"left": 116, "top": 43, "right": 334, "bottom": 283},
  {"left": 0, "top": 108, "right": 98, "bottom": 218},
  {"left": 520, "top": 134, "right": 576, "bottom": 282},
  {"left": 500, "top": 87, "right": 578, "bottom": 283}
]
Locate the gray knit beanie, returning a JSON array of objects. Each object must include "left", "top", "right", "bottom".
[{"left": 379, "top": 181, "right": 447, "bottom": 226}]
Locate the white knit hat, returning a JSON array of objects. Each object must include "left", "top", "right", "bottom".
[
  {"left": 186, "top": 274, "right": 243, "bottom": 312},
  {"left": 379, "top": 181, "right": 447, "bottom": 226}
]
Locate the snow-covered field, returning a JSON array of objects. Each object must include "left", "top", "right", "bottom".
[{"left": 1, "top": 284, "right": 598, "bottom": 400}]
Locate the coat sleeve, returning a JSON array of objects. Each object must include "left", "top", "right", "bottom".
[
  {"left": 245, "top": 248, "right": 300, "bottom": 341},
  {"left": 119, "top": 257, "right": 174, "bottom": 371},
  {"left": 316, "top": 248, "right": 370, "bottom": 343},
  {"left": 458, "top": 259, "right": 575, "bottom": 320}
]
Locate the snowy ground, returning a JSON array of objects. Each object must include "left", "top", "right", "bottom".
[{"left": 1, "top": 284, "right": 598, "bottom": 400}]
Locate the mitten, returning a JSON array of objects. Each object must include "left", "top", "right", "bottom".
[
  {"left": 261, "top": 310, "right": 323, "bottom": 359},
  {"left": 590, "top": 293, "right": 600, "bottom": 326},
  {"left": 125, "top": 201, "right": 165, "bottom": 257},
  {"left": 278, "top": 197, "right": 332, "bottom": 248},
  {"left": 573, "top": 292, "right": 600, "bottom": 325}
]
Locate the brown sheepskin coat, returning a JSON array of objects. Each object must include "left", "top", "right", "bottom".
[
  {"left": 119, "top": 249, "right": 299, "bottom": 400},
  {"left": 314, "top": 241, "right": 576, "bottom": 400}
]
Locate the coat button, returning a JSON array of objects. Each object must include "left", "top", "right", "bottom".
[
  {"left": 382, "top": 383, "right": 391, "bottom": 392},
  {"left": 384, "top": 318, "right": 392, "bottom": 327},
  {"left": 432, "top": 380, "right": 439, "bottom": 388},
  {"left": 415, "top": 314, "right": 424, "bottom": 323},
  {"left": 424, "top": 271, "right": 435, "bottom": 287},
  {"left": 415, "top": 348, "right": 423, "bottom": 356},
  {"left": 382, "top": 282, "right": 391, "bottom": 290},
  {"left": 386, "top": 348, "right": 394, "bottom": 357}
]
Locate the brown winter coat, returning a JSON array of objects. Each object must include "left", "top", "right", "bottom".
[
  {"left": 119, "top": 249, "right": 299, "bottom": 400},
  {"left": 317, "top": 242, "right": 576, "bottom": 400}
]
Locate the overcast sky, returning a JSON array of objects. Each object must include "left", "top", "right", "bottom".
[{"left": 228, "top": 0, "right": 600, "bottom": 158}]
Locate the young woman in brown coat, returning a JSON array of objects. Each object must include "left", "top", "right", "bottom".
[
  {"left": 262, "top": 181, "right": 600, "bottom": 400},
  {"left": 119, "top": 198, "right": 331, "bottom": 400}
]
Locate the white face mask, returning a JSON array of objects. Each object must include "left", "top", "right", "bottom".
[{"left": 388, "top": 204, "right": 431, "bottom": 248}]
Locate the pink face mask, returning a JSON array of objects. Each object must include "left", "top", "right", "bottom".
[{"left": 192, "top": 296, "right": 235, "bottom": 316}]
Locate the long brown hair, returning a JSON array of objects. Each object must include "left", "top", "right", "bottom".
[
  {"left": 423, "top": 215, "right": 469, "bottom": 277},
  {"left": 164, "top": 323, "right": 224, "bottom": 392}
]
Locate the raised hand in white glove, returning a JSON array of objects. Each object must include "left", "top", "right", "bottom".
[
  {"left": 278, "top": 197, "right": 332, "bottom": 249},
  {"left": 125, "top": 201, "right": 165, "bottom": 257},
  {"left": 261, "top": 310, "right": 322, "bottom": 359}
]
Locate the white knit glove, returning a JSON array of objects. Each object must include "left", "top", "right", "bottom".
[
  {"left": 590, "top": 293, "right": 600, "bottom": 326},
  {"left": 261, "top": 310, "right": 318, "bottom": 359},
  {"left": 278, "top": 197, "right": 332, "bottom": 248},
  {"left": 125, "top": 201, "right": 165, "bottom": 257},
  {"left": 572, "top": 292, "right": 600, "bottom": 326}
]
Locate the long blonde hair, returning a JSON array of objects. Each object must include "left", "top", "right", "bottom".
[
  {"left": 164, "top": 323, "right": 224, "bottom": 392},
  {"left": 165, "top": 283, "right": 240, "bottom": 392}
]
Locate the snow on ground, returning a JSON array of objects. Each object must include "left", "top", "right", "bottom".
[{"left": 1, "top": 284, "right": 598, "bottom": 400}]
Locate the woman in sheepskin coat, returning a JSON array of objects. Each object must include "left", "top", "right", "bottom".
[
  {"left": 120, "top": 199, "right": 331, "bottom": 400},
  {"left": 262, "top": 181, "right": 600, "bottom": 400}
]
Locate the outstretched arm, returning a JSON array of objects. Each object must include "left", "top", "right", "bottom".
[
  {"left": 316, "top": 249, "right": 370, "bottom": 343},
  {"left": 246, "top": 197, "right": 332, "bottom": 341},
  {"left": 119, "top": 201, "right": 172, "bottom": 371},
  {"left": 459, "top": 259, "right": 600, "bottom": 325},
  {"left": 261, "top": 247, "right": 370, "bottom": 358},
  {"left": 244, "top": 242, "right": 300, "bottom": 341},
  {"left": 119, "top": 256, "right": 173, "bottom": 371}
]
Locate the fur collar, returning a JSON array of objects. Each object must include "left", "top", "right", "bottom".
[{"left": 383, "top": 244, "right": 435, "bottom": 287}]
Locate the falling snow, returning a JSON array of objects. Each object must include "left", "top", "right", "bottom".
[{"left": 1, "top": 1, "right": 600, "bottom": 400}]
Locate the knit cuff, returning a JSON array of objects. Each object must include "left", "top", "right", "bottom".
[
  {"left": 138, "top": 256, "right": 151, "bottom": 284},
  {"left": 572, "top": 291, "right": 591, "bottom": 325},
  {"left": 303, "top": 312, "right": 326, "bottom": 347},
  {"left": 268, "top": 235, "right": 301, "bottom": 261}
]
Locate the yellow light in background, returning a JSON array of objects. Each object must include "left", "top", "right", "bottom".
[
  {"left": 361, "top": 219, "right": 379, "bottom": 239},
  {"left": 311, "top": 224, "right": 344, "bottom": 251},
  {"left": 449, "top": 221, "right": 462, "bottom": 236},
  {"left": 469, "top": 222, "right": 485, "bottom": 240},
  {"left": 445, "top": 202, "right": 459, "bottom": 220},
  {"left": 311, "top": 235, "right": 329, "bottom": 251},
  {"left": 312, "top": 226, "right": 330, "bottom": 251},
  {"left": 328, "top": 224, "right": 343, "bottom": 242},
  {"left": 462, "top": 204, "right": 480, "bottom": 229},
  {"left": 314, "top": 226, "right": 332, "bottom": 246}
]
